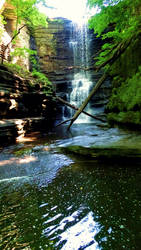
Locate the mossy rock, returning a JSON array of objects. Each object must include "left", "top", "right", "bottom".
[
  {"left": 14, "top": 148, "right": 32, "bottom": 156},
  {"left": 60, "top": 145, "right": 141, "bottom": 163},
  {"left": 107, "top": 111, "right": 141, "bottom": 126}
]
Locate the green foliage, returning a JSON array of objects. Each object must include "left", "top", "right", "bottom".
[
  {"left": 4, "top": 62, "right": 52, "bottom": 91},
  {"left": 87, "top": 0, "right": 141, "bottom": 67},
  {"left": 0, "top": 1, "right": 48, "bottom": 69},
  {"left": 32, "top": 69, "right": 52, "bottom": 86},
  {"left": 107, "top": 66, "right": 141, "bottom": 113},
  {"left": 4, "top": 62, "right": 28, "bottom": 75},
  {"left": 10, "top": 47, "right": 37, "bottom": 60},
  {"left": 9, "top": 0, "right": 47, "bottom": 30},
  {"left": 108, "top": 111, "right": 141, "bottom": 126}
]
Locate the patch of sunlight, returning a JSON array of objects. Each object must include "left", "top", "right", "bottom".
[
  {"left": 0, "top": 158, "right": 16, "bottom": 167},
  {"left": 57, "top": 211, "right": 100, "bottom": 249},
  {"left": 19, "top": 155, "right": 37, "bottom": 164},
  {"left": 0, "top": 156, "right": 37, "bottom": 167},
  {"left": 2, "top": 30, "right": 11, "bottom": 45},
  {"left": 9, "top": 99, "right": 17, "bottom": 110},
  {"left": 16, "top": 135, "right": 38, "bottom": 143},
  {"left": 0, "top": 120, "right": 6, "bottom": 125},
  {"left": 0, "top": 0, "right": 6, "bottom": 12}
]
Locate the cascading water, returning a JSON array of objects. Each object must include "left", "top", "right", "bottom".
[{"left": 68, "top": 22, "right": 93, "bottom": 123}]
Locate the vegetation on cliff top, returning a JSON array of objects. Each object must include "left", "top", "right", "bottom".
[
  {"left": 6, "top": 0, "right": 47, "bottom": 29},
  {"left": 2, "top": 62, "right": 53, "bottom": 96},
  {"left": 0, "top": 0, "right": 53, "bottom": 93},
  {"left": 88, "top": 0, "right": 141, "bottom": 68},
  {"left": 0, "top": 0, "right": 47, "bottom": 66},
  {"left": 86, "top": 0, "right": 141, "bottom": 126}
]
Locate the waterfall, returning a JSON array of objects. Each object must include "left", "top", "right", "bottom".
[{"left": 68, "top": 22, "right": 93, "bottom": 123}]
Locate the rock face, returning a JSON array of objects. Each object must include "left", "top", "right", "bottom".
[
  {"left": 0, "top": 65, "right": 56, "bottom": 144},
  {"left": 0, "top": 65, "right": 56, "bottom": 119},
  {"left": 34, "top": 19, "right": 111, "bottom": 120},
  {"left": 0, "top": 1, "right": 30, "bottom": 69},
  {"left": 33, "top": 18, "right": 75, "bottom": 120},
  {"left": 34, "top": 18, "right": 74, "bottom": 84}
]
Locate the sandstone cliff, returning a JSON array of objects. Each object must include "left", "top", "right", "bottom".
[
  {"left": 33, "top": 18, "right": 74, "bottom": 84},
  {"left": 0, "top": 1, "right": 30, "bottom": 69}
]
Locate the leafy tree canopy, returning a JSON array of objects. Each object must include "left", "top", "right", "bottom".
[
  {"left": 87, "top": 0, "right": 141, "bottom": 66},
  {"left": 1, "top": 1, "right": 48, "bottom": 64},
  {"left": 6, "top": 0, "right": 47, "bottom": 29}
]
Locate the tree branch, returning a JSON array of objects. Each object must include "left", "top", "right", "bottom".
[
  {"left": 56, "top": 118, "right": 73, "bottom": 127},
  {"left": 1, "top": 24, "right": 27, "bottom": 64},
  {"left": 55, "top": 96, "right": 106, "bottom": 122},
  {"left": 67, "top": 72, "right": 108, "bottom": 130},
  {"left": 96, "top": 39, "right": 133, "bottom": 71},
  {"left": 61, "top": 65, "right": 95, "bottom": 71}
]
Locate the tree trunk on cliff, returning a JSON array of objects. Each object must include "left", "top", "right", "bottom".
[{"left": 1, "top": 24, "right": 26, "bottom": 64}]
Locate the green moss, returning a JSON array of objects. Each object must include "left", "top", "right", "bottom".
[
  {"left": 107, "top": 67, "right": 141, "bottom": 112},
  {"left": 59, "top": 145, "right": 141, "bottom": 163},
  {"left": 31, "top": 69, "right": 51, "bottom": 86},
  {"left": 1, "top": 63, "right": 54, "bottom": 95},
  {"left": 105, "top": 33, "right": 141, "bottom": 127},
  {"left": 108, "top": 111, "right": 141, "bottom": 125},
  {"left": 14, "top": 148, "right": 32, "bottom": 156},
  {"left": 110, "top": 37, "right": 141, "bottom": 79},
  {"left": 4, "top": 62, "right": 29, "bottom": 77}
]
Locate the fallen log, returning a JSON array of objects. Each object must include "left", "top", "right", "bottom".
[
  {"left": 60, "top": 65, "right": 95, "bottom": 71},
  {"left": 55, "top": 118, "right": 72, "bottom": 127},
  {"left": 55, "top": 96, "right": 105, "bottom": 123},
  {"left": 67, "top": 37, "right": 134, "bottom": 130},
  {"left": 67, "top": 72, "right": 108, "bottom": 130}
]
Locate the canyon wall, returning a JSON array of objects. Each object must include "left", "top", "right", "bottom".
[
  {"left": 0, "top": 1, "right": 30, "bottom": 69},
  {"left": 33, "top": 18, "right": 74, "bottom": 85},
  {"left": 106, "top": 34, "right": 141, "bottom": 127}
]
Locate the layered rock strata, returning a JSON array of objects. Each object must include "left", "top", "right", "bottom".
[{"left": 0, "top": 65, "right": 56, "bottom": 144}]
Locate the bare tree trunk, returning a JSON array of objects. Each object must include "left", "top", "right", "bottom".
[
  {"left": 67, "top": 72, "right": 108, "bottom": 130},
  {"left": 96, "top": 39, "right": 133, "bottom": 71}
]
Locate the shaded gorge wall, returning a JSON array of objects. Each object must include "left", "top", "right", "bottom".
[{"left": 106, "top": 34, "right": 141, "bottom": 127}]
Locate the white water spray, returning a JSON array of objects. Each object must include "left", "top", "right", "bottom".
[{"left": 69, "top": 22, "right": 93, "bottom": 123}]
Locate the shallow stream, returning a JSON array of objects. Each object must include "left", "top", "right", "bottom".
[{"left": 0, "top": 123, "right": 141, "bottom": 249}]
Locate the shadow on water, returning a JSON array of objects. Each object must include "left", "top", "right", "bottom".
[{"left": 0, "top": 123, "right": 141, "bottom": 249}]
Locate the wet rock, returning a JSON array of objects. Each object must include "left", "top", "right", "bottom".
[
  {"left": 60, "top": 145, "right": 141, "bottom": 164},
  {"left": 0, "top": 117, "right": 53, "bottom": 145},
  {"left": 0, "top": 120, "right": 17, "bottom": 145}
]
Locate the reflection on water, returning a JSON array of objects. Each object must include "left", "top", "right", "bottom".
[{"left": 0, "top": 157, "right": 140, "bottom": 249}]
